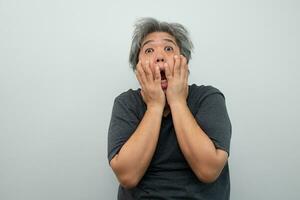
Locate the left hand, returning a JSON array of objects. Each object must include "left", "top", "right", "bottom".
[{"left": 164, "top": 55, "right": 189, "bottom": 106}]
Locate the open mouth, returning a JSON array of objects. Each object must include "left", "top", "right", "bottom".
[
  {"left": 160, "top": 69, "right": 168, "bottom": 90},
  {"left": 160, "top": 70, "right": 166, "bottom": 80}
]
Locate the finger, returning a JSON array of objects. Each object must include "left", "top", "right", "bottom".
[
  {"left": 136, "top": 61, "right": 146, "bottom": 86},
  {"left": 173, "top": 55, "right": 181, "bottom": 78},
  {"left": 142, "top": 60, "right": 153, "bottom": 82},
  {"left": 184, "top": 64, "right": 189, "bottom": 83},
  {"left": 164, "top": 62, "right": 172, "bottom": 80},
  {"left": 180, "top": 55, "right": 188, "bottom": 80},
  {"left": 135, "top": 70, "right": 144, "bottom": 88},
  {"left": 154, "top": 64, "right": 161, "bottom": 83}
]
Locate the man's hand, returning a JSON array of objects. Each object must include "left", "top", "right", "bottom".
[
  {"left": 165, "top": 55, "right": 189, "bottom": 106},
  {"left": 136, "top": 60, "right": 166, "bottom": 110}
]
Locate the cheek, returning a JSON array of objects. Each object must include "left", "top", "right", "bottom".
[
  {"left": 138, "top": 52, "right": 144, "bottom": 63},
  {"left": 139, "top": 53, "right": 155, "bottom": 65}
]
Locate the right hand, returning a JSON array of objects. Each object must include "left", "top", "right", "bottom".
[{"left": 136, "top": 60, "right": 166, "bottom": 110}]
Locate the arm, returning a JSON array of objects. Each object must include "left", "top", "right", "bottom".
[
  {"left": 169, "top": 101, "right": 228, "bottom": 183},
  {"left": 110, "top": 106, "right": 163, "bottom": 188},
  {"left": 109, "top": 60, "right": 165, "bottom": 188},
  {"left": 165, "top": 55, "right": 228, "bottom": 183}
]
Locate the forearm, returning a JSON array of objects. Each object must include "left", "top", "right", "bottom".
[
  {"left": 110, "top": 106, "right": 163, "bottom": 188},
  {"left": 170, "top": 102, "right": 227, "bottom": 182}
]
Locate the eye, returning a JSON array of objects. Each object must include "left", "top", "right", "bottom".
[
  {"left": 145, "top": 48, "right": 154, "bottom": 54},
  {"left": 165, "top": 46, "right": 174, "bottom": 52}
]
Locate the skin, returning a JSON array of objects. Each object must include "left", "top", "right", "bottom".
[{"left": 110, "top": 32, "right": 229, "bottom": 188}]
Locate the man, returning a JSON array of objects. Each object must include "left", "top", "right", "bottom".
[{"left": 107, "top": 18, "right": 232, "bottom": 199}]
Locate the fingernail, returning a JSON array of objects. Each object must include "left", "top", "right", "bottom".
[{"left": 174, "top": 55, "right": 178, "bottom": 59}]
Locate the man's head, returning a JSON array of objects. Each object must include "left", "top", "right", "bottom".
[{"left": 129, "top": 18, "right": 193, "bottom": 72}]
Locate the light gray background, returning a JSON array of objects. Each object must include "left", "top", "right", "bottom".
[{"left": 1, "top": 0, "right": 299, "bottom": 199}]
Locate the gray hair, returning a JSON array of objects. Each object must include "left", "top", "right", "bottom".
[{"left": 129, "top": 17, "right": 194, "bottom": 71}]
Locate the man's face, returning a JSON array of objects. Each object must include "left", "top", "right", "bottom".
[{"left": 138, "top": 32, "right": 181, "bottom": 90}]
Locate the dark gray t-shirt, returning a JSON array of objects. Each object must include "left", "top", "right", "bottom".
[{"left": 107, "top": 84, "right": 232, "bottom": 200}]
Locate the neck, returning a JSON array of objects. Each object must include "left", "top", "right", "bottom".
[{"left": 163, "top": 105, "right": 170, "bottom": 117}]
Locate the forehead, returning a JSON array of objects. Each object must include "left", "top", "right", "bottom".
[{"left": 141, "top": 32, "right": 177, "bottom": 46}]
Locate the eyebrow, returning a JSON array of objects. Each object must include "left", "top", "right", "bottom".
[{"left": 141, "top": 38, "right": 177, "bottom": 48}]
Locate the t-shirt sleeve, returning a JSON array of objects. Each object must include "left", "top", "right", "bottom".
[
  {"left": 107, "top": 95, "right": 140, "bottom": 163},
  {"left": 195, "top": 92, "right": 232, "bottom": 156}
]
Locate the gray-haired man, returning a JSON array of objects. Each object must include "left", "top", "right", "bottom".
[{"left": 108, "top": 18, "right": 232, "bottom": 200}]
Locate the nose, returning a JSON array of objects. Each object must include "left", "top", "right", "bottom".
[
  {"left": 154, "top": 52, "right": 165, "bottom": 64},
  {"left": 156, "top": 57, "right": 164, "bottom": 63}
]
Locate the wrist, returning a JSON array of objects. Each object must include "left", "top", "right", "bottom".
[
  {"left": 168, "top": 100, "right": 187, "bottom": 110},
  {"left": 147, "top": 104, "right": 165, "bottom": 114}
]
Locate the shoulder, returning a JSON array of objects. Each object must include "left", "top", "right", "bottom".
[
  {"left": 112, "top": 88, "right": 146, "bottom": 117},
  {"left": 114, "top": 88, "right": 142, "bottom": 104},
  {"left": 187, "top": 84, "right": 227, "bottom": 115},
  {"left": 188, "top": 84, "right": 225, "bottom": 102}
]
